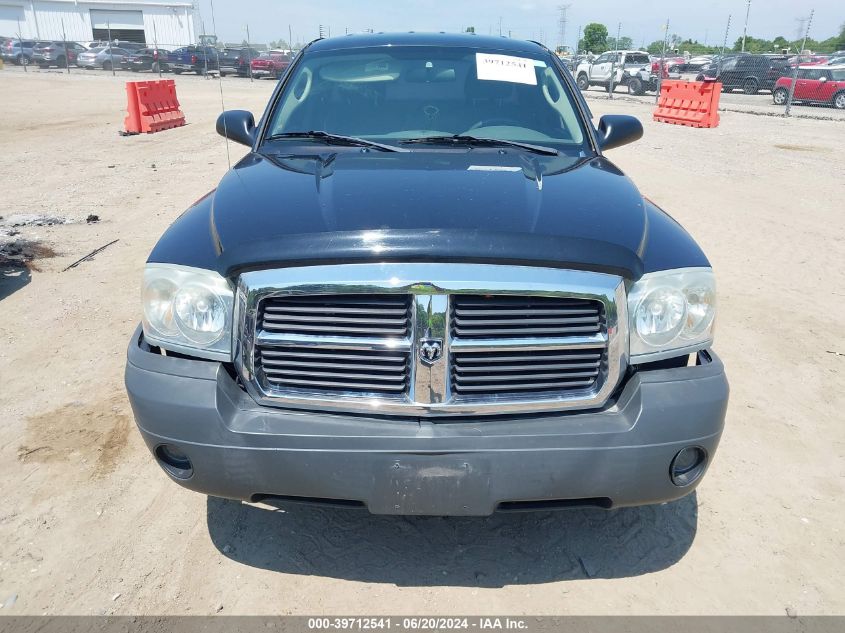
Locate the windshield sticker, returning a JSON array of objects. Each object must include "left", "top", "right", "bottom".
[{"left": 476, "top": 53, "right": 537, "bottom": 85}]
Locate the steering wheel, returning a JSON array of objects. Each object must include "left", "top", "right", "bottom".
[{"left": 468, "top": 117, "right": 522, "bottom": 130}]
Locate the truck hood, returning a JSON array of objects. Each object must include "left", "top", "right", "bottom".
[{"left": 203, "top": 149, "right": 649, "bottom": 278}]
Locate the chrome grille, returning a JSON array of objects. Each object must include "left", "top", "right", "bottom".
[
  {"left": 235, "top": 263, "right": 628, "bottom": 416},
  {"left": 450, "top": 295, "right": 606, "bottom": 397},
  {"left": 261, "top": 294, "right": 411, "bottom": 337},
  {"left": 451, "top": 347, "right": 605, "bottom": 395},
  {"left": 258, "top": 346, "right": 410, "bottom": 393},
  {"left": 451, "top": 295, "right": 603, "bottom": 339},
  {"left": 254, "top": 294, "right": 412, "bottom": 397}
]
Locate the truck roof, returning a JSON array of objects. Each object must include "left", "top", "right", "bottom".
[{"left": 307, "top": 32, "right": 548, "bottom": 55}]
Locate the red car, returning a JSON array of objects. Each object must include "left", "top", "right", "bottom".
[
  {"left": 787, "top": 54, "right": 828, "bottom": 67},
  {"left": 250, "top": 51, "right": 292, "bottom": 79},
  {"left": 773, "top": 65, "right": 845, "bottom": 109}
]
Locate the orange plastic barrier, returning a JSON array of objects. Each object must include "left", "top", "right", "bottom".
[
  {"left": 123, "top": 80, "right": 185, "bottom": 134},
  {"left": 653, "top": 80, "right": 721, "bottom": 128}
]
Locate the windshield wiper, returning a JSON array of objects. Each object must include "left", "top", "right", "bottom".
[
  {"left": 265, "top": 131, "right": 407, "bottom": 153},
  {"left": 400, "top": 135, "right": 559, "bottom": 156}
]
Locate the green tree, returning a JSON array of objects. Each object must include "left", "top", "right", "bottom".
[
  {"left": 465, "top": 26, "right": 475, "bottom": 33},
  {"left": 269, "top": 38, "right": 290, "bottom": 50},
  {"left": 733, "top": 35, "right": 773, "bottom": 52},
  {"left": 606, "top": 35, "right": 633, "bottom": 50},
  {"left": 772, "top": 36, "right": 789, "bottom": 51},
  {"left": 580, "top": 23, "right": 609, "bottom": 53},
  {"left": 838, "top": 22, "right": 845, "bottom": 50}
]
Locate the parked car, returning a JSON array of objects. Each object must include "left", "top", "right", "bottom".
[
  {"left": 651, "top": 55, "right": 685, "bottom": 77},
  {"left": 76, "top": 46, "right": 131, "bottom": 70},
  {"left": 126, "top": 33, "right": 727, "bottom": 517},
  {"left": 773, "top": 65, "right": 845, "bottom": 109},
  {"left": 668, "top": 55, "right": 713, "bottom": 73},
  {"left": 218, "top": 47, "right": 260, "bottom": 76},
  {"left": 1, "top": 39, "right": 38, "bottom": 65},
  {"left": 250, "top": 51, "right": 292, "bottom": 79},
  {"left": 169, "top": 45, "right": 219, "bottom": 75},
  {"left": 576, "top": 50, "right": 656, "bottom": 95},
  {"left": 32, "top": 41, "right": 86, "bottom": 68},
  {"left": 696, "top": 54, "right": 790, "bottom": 94},
  {"left": 787, "top": 54, "right": 828, "bottom": 67},
  {"left": 120, "top": 47, "right": 171, "bottom": 73}
]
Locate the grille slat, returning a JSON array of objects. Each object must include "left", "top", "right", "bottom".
[
  {"left": 451, "top": 295, "right": 603, "bottom": 340},
  {"left": 455, "top": 361, "right": 602, "bottom": 373},
  {"left": 260, "top": 349, "right": 407, "bottom": 363},
  {"left": 454, "top": 379, "right": 597, "bottom": 393}
]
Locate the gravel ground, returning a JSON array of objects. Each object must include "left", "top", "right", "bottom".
[{"left": 0, "top": 68, "right": 843, "bottom": 616}]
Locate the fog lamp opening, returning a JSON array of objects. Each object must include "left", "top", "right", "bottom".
[
  {"left": 670, "top": 446, "right": 707, "bottom": 487},
  {"left": 155, "top": 444, "right": 194, "bottom": 480}
]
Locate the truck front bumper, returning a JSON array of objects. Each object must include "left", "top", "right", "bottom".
[{"left": 125, "top": 326, "right": 728, "bottom": 516}]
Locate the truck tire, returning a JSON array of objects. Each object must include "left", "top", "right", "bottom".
[
  {"left": 627, "top": 77, "right": 645, "bottom": 96},
  {"left": 576, "top": 73, "right": 589, "bottom": 91},
  {"left": 743, "top": 77, "right": 759, "bottom": 95},
  {"left": 173, "top": 69, "right": 182, "bottom": 74}
]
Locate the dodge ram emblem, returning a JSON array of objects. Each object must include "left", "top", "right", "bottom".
[{"left": 419, "top": 338, "right": 443, "bottom": 364}]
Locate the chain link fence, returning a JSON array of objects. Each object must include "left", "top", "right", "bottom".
[{"left": 564, "top": 10, "right": 844, "bottom": 119}]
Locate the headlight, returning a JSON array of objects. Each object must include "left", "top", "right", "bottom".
[
  {"left": 142, "top": 264, "right": 234, "bottom": 361},
  {"left": 627, "top": 268, "right": 716, "bottom": 362}
]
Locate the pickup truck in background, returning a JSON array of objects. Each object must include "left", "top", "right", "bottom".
[
  {"left": 575, "top": 50, "right": 656, "bottom": 95},
  {"left": 250, "top": 51, "right": 292, "bottom": 79},
  {"left": 169, "top": 45, "right": 219, "bottom": 75},
  {"left": 218, "top": 47, "right": 260, "bottom": 77}
]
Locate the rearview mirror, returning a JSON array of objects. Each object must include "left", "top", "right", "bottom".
[
  {"left": 596, "top": 114, "right": 643, "bottom": 151},
  {"left": 216, "top": 109, "right": 256, "bottom": 147}
]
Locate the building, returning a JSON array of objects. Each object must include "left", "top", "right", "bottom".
[{"left": 0, "top": 1, "right": 199, "bottom": 47}]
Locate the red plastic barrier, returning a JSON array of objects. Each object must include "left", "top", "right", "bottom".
[
  {"left": 653, "top": 80, "right": 721, "bottom": 128},
  {"left": 123, "top": 79, "right": 185, "bottom": 134}
]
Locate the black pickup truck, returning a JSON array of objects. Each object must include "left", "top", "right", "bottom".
[{"left": 126, "top": 33, "right": 728, "bottom": 516}]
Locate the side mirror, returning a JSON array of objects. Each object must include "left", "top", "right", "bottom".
[
  {"left": 596, "top": 114, "right": 643, "bottom": 151},
  {"left": 216, "top": 109, "right": 256, "bottom": 147},
  {"left": 818, "top": 76, "right": 828, "bottom": 82}
]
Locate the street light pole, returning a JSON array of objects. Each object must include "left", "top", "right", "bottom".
[{"left": 741, "top": 0, "right": 751, "bottom": 53}]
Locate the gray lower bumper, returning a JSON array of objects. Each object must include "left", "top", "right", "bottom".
[{"left": 125, "top": 327, "right": 728, "bottom": 516}]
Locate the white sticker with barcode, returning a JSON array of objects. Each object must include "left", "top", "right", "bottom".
[{"left": 476, "top": 53, "right": 537, "bottom": 85}]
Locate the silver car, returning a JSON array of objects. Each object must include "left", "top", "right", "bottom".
[{"left": 76, "top": 46, "right": 130, "bottom": 70}]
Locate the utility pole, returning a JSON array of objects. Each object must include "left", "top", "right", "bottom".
[
  {"left": 655, "top": 18, "right": 670, "bottom": 104},
  {"left": 608, "top": 22, "right": 621, "bottom": 99},
  {"left": 16, "top": 19, "right": 27, "bottom": 72},
  {"left": 107, "top": 21, "right": 115, "bottom": 76},
  {"left": 558, "top": 4, "right": 571, "bottom": 53},
  {"left": 741, "top": 0, "right": 751, "bottom": 52},
  {"left": 786, "top": 9, "right": 813, "bottom": 116},
  {"left": 575, "top": 24, "right": 581, "bottom": 54},
  {"left": 244, "top": 24, "right": 253, "bottom": 81},
  {"left": 289, "top": 24, "right": 293, "bottom": 51},
  {"left": 498, "top": 17, "right": 502, "bottom": 36}
]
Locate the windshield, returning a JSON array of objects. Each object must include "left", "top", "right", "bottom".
[{"left": 265, "top": 45, "right": 587, "bottom": 149}]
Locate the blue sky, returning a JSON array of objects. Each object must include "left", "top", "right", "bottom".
[{"left": 196, "top": 0, "right": 842, "bottom": 48}]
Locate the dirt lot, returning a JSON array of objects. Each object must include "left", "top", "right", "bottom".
[{"left": 0, "top": 68, "right": 843, "bottom": 616}]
